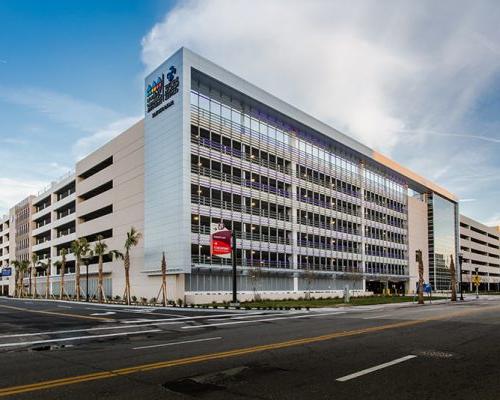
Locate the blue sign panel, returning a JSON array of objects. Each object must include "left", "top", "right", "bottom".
[
  {"left": 424, "top": 283, "right": 432, "bottom": 293},
  {"left": 1, "top": 268, "right": 12, "bottom": 277}
]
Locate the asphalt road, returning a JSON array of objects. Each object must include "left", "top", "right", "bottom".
[{"left": 0, "top": 296, "right": 499, "bottom": 399}]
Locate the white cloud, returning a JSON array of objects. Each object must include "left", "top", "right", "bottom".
[
  {"left": 72, "top": 116, "right": 142, "bottom": 160},
  {"left": 0, "top": 86, "right": 120, "bottom": 133},
  {"left": 141, "top": 0, "right": 500, "bottom": 223},
  {"left": 0, "top": 178, "right": 48, "bottom": 216}
]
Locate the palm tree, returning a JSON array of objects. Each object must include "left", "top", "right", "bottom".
[
  {"left": 93, "top": 235, "right": 108, "bottom": 303},
  {"left": 81, "top": 255, "right": 92, "bottom": 301},
  {"left": 38, "top": 258, "right": 51, "bottom": 299},
  {"left": 58, "top": 248, "right": 68, "bottom": 299},
  {"left": 31, "top": 253, "right": 39, "bottom": 298},
  {"left": 12, "top": 260, "right": 30, "bottom": 298},
  {"left": 11, "top": 260, "right": 21, "bottom": 297},
  {"left": 71, "top": 238, "right": 90, "bottom": 302},
  {"left": 113, "top": 227, "right": 142, "bottom": 305}
]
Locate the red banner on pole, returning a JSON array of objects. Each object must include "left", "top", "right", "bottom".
[{"left": 210, "top": 223, "right": 232, "bottom": 258}]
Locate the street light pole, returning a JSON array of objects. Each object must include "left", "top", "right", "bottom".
[
  {"left": 231, "top": 231, "right": 239, "bottom": 306},
  {"left": 458, "top": 253, "right": 464, "bottom": 301},
  {"left": 85, "top": 261, "right": 89, "bottom": 302}
]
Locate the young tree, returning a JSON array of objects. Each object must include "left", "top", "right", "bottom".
[
  {"left": 93, "top": 235, "right": 108, "bottom": 303},
  {"left": 58, "top": 248, "right": 68, "bottom": 299},
  {"left": 38, "top": 258, "right": 51, "bottom": 299},
  {"left": 112, "top": 227, "right": 142, "bottom": 305},
  {"left": 71, "top": 238, "right": 90, "bottom": 302},
  {"left": 12, "top": 260, "right": 30, "bottom": 298},
  {"left": 416, "top": 250, "right": 424, "bottom": 305},
  {"left": 450, "top": 254, "right": 457, "bottom": 302},
  {"left": 11, "top": 260, "right": 21, "bottom": 297},
  {"left": 157, "top": 252, "right": 167, "bottom": 306},
  {"left": 31, "top": 253, "right": 38, "bottom": 298}
]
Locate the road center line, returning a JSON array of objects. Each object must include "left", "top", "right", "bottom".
[
  {"left": 336, "top": 355, "right": 417, "bottom": 382},
  {"left": 133, "top": 336, "right": 222, "bottom": 350},
  {"left": 183, "top": 312, "right": 346, "bottom": 329},
  {"left": 0, "top": 329, "right": 162, "bottom": 349}
]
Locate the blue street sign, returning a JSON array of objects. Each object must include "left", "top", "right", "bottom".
[
  {"left": 1, "top": 267, "right": 12, "bottom": 277},
  {"left": 424, "top": 283, "right": 432, "bottom": 293}
]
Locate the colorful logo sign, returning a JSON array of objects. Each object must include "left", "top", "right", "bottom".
[
  {"left": 210, "top": 223, "right": 232, "bottom": 259},
  {"left": 146, "top": 76, "right": 164, "bottom": 98},
  {"left": 146, "top": 65, "right": 179, "bottom": 116}
]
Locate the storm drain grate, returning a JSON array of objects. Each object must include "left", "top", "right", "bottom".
[
  {"left": 417, "top": 350, "right": 455, "bottom": 359},
  {"left": 30, "top": 344, "right": 73, "bottom": 352}
]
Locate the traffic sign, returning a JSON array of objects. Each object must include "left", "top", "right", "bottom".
[{"left": 472, "top": 275, "right": 481, "bottom": 286}]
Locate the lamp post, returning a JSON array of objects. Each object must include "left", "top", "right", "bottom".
[
  {"left": 458, "top": 252, "right": 464, "bottom": 301},
  {"left": 231, "top": 231, "right": 239, "bottom": 306}
]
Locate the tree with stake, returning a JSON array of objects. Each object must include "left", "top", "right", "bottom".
[
  {"left": 31, "top": 254, "right": 38, "bottom": 298},
  {"left": 12, "top": 260, "right": 26, "bottom": 297},
  {"left": 416, "top": 250, "right": 424, "bottom": 305},
  {"left": 57, "top": 248, "right": 68, "bottom": 299},
  {"left": 15, "top": 260, "right": 30, "bottom": 298},
  {"left": 450, "top": 254, "right": 457, "bottom": 302},
  {"left": 112, "top": 227, "right": 141, "bottom": 305},
  {"left": 156, "top": 252, "right": 167, "bottom": 306},
  {"left": 71, "top": 238, "right": 90, "bottom": 302},
  {"left": 94, "top": 235, "right": 108, "bottom": 303},
  {"left": 38, "top": 258, "right": 51, "bottom": 299}
]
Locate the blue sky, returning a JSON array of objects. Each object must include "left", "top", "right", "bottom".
[{"left": 1, "top": 0, "right": 499, "bottom": 227}]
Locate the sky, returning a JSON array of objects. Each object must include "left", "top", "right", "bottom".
[{"left": 0, "top": 0, "right": 499, "bottom": 227}]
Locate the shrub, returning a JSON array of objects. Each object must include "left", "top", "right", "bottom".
[
  {"left": 149, "top": 297, "right": 156, "bottom": 305},
  {"left": 177, "top": 298, "right": 183, "bottom": 307},
  {"left": 114, "top": 295, "right": 121, "bottom": 301},
  {"left": 131, "top": 296, "right": 137, "bottom": 303}
]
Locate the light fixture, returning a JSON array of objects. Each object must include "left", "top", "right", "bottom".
[
  {"left": 193, "top": 216, "right": 199, "bottom": 221},
  {"left": 197, "top": 190, "right": 202, "bottom": 194},
  {"left": 198, "top": 162, "right": 202, "bottom": 166},
  {"left": 251, "top": 202, "right": 256, "bottom": 206},
  {"left": 251, "top": 226, "right": 256, "bottom": 230}
]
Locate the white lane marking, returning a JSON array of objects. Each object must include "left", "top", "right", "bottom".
[
  {"left": 336, "top": 355, "right": 417, "bottom": 382},
  {"left": 57, "top": 305, "right": 72, "bottom": 309},
  {"left": 0, "top": 329, "right": 162, "bottom": 349},
  {"left": 120, "top": 312, "right": 264, "bottom": 324},
  {"left": 0, "top": 324, "right": 160, "bottom": 339},
  {"left": 362, "top": 315, "right": 390, "bottom": 320},
  {"left": 207, "top": 312, "right": 301, "bottom": 322},
  {"left": 133, "top": 336, "right": 222, "bottom": 350},
  {"left": 90, "top": 311, "right": 116, "bottom": 316},
  {"left": 182, "top": 312, "right": 346, "bottom": 329}
]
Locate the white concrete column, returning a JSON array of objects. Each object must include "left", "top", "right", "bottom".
[
  {"left": 289, "top": 134, "right": 299, "bottom": 292},
  {"left": 359, "top": 162, "right": 366, "bottom": 291}
]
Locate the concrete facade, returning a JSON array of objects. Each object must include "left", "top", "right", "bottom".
[{"left": 459, "top": 215, "right": 500, "bottom": 291}]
